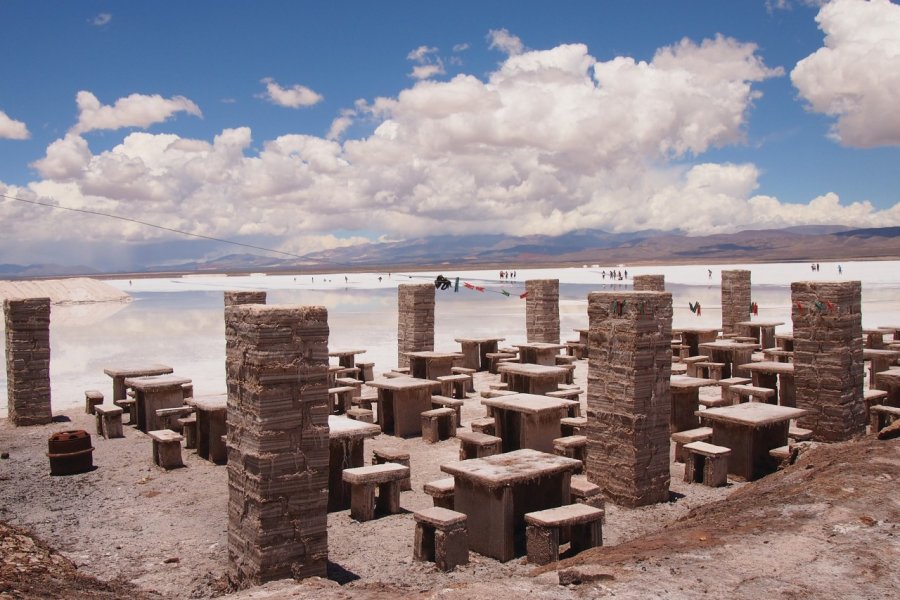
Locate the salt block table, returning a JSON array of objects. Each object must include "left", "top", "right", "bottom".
[
  {"left": 454, "top": 337, "right": 505, "bottom": 371},
  {"left": 328, "top": 415, "right": 381, "bottom": 511},
  {"left": 123, "top": 374, "right": 192, "bottom": 433},
  {"left": 670, "top": 375, "right": 717, "bottom": 433},
  {"left": 674, "top": 327, "right": 720, "bottom": 357},
  {"left": 874, "top": 368, "right": 900, "bottom": 407},
  {"left": 864, "top": 349, "right": 900, "bottom": 383},
  {"left": 365, "top": 376, "right": 441, "bottom": 437},
  {"left": 513, "top": 342, "right": 567, "bottom": 366},
  {"left": 699, "top": 340, "right": 758, "bottom": 378},
  {"left": 877, "top": 325, "right": 900, "bottom": 341},
  {"left": 103, "top": 363, "right": 173, "bottom": 402},
  {"left": 403, "top": 351, "right": 464, "bottom": 381},
  {"left": 736, "top": 320, "right": 784, "bottom": 350},
  {"left": 696, "top": 402, "right": 806, "bottom": 481},
  {"left": 863, "top": 329, "right": 887, "bottom": 350},
  {"left": 740, "top": 361, "right": 796, "bottom": 407},
  {"left": 481, "top": 393, "right": 577, "bottom": 453},
  {"left": 498, "top": 362, "right": 567, "bottom": 395},
  {"left": 186, "top": 394, "right": 227, "bottom": 464},
  {"left": 329, "top": 348, "right": 367, "bottom": 369},
  {"left": 440, "top": 449, "right": 581, "bottom": 562},
  {"left": 774, "top": 333, "right": 794, "bottom": 352}
]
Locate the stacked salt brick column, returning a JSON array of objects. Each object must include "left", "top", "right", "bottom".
[
  {"left": 224, "top": 290, "right": 267, "bottom": 307},
  {"left": 526, "top": 279, "right": 560, "bottom": 343},
  {"left": 586, "top": 291, "right": 672, "bottom": 507},
  {"left": 721, "top": 270, "right": 751, "bottom": 336},
  {"left": 4, "top": 297, "right": 53, "bottom": 426},
  {"left": 633, "top": 274, "right": 665, "bottom": 292},
  {"left": 226, "top": 305, "right": 330, "bottom": 587},
  {"left": 397, "top": 284, "right": 434, "bottom": 368},
  {"left": 791, "top": 281, "right": 865, "bottom": 441}
]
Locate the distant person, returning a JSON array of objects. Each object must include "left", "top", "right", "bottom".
[
  {"left": 378, "top": 276, "right": 382, "bottom": 282},
  {"left": 838, "top": 265, "right": 843, "bottom": 274},
  {"left": 708, "top": 269, "right": 712, "bottom": 279},
  {"left": 624, "top": 270, "right": 628, "bottom": 279},
  {"left": 344, "top": 276, "right": 348, "bottom": 283},
  {"left": 816, "top": 263, "right": 820, "bottom": 271},
  {"left": 129, "top": 280, "right": 132, "bottom": 286}
]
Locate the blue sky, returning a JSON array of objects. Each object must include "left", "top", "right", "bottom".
[{"left": 1, "top": 0, "right": 899, "bottom": 270}]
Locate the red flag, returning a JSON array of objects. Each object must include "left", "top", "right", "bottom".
[
  {"left": 463, "top": 282, "right": 475, "bottom": 290},
  {"left": 519, "top": 291, "right": 528, "bottom": 299}
]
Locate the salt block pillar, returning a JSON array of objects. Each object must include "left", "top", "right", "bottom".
[
  {"left": 526, "top": 279, "right": 560, "bottom": 343},
  {"left": 791, "top": 281, "right": 864, "bottom": 441},
  {"left": 721, "top": 270, "right": 751, "bottom": 336},
  {"left": 224, "top": 290, "right": 267, "bottom": 307},
  {"left": 397, "top": 284, "right": 434, "bottom": 368},
  {"left": 226, "top": 305, "right": 329, "bottom": 587},
  {"left": 633, "top": 275, "right": 665, "bottom": 292},
  {"left": 4, "top": 297, "right": 53, "bottom": 426},
  {"left": 586, "top": 291, "right": 672, "bottom": 507}
]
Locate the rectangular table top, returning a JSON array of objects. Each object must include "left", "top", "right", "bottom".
[
  {"left": 674, "top": 327, "right": 721, "bottom": 334},
  {"left": 696, "top": 402, "right": 806, "bottom": 427},
  {"left": 328, "top": 415, "right": 381, "bottom": 440},
  {"left": 700, "top": 340, "right": 759, "bottom": 350},
  {"left": 481, "top": 393, "right": 576, "bottom": 414},
  {"left": 440, "top": 448, "right": 581, "bottom": 488},
  {"left": 123, "top": 374, "right": 192, "bottom": 391},
  {"left": 775, "top": 333, "right": 794, "bottom": 340},
  {"left": 864, "top": 348, "right": 900, "bottom": 359},
  {"left": 670, "top": 375, "right": 718, "bottom": 389},
  {"left": 187, "top": 394, "right": 226, "bottom": 411},
  {"left": 513, "top": 342, "right": 567, "bottom": 350},
  {"left": 104, "top": 363, "right": 173, "bottom": 378},
  {"left": 874, "top": 369, "right": 900, "bottom": 384},
  {"left": 736, "top": 320, "right": 785, "bottom": 328},
  {"left": 402, "top": 351, "right": 464, "bottom": 359},
  {"left": 454, "top": 336, "right": 506, "bottom": 343},
  {"left": 497, "top": 363, "right": 567, "bottom": 377},
  {"left": 328, "top": 348, "right": 367, "bottom": 357},
  {"left": 365, "top": 376, "right": 441, "bottom": 391},
  {"left": 740, "top": 361, "right": 795, "bottom": 375}
]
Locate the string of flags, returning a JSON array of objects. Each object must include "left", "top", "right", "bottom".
[
  {"left": 435, "top": 274, "right": 523, "bottom": 299},
  {"left": 608, "top": 299, "right": 646, "bottom": 315},
  {"left": 689, "top": 301, "right": 702, "bottom": 316},
  {"left": 795, "top": 300, "right": 837, "bottom": 313}
]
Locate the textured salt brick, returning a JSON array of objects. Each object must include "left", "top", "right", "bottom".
[
  {"left": 397, "top": 284, "right": 435, "bottom": 367},
  {"left": 4, "top": 297, "right": 52, "bottom": 426},
  {"left": 526, "top": 279, "right": 560, "bottom": 343},
  {"left": 721, "top": 270, "right": 751, "bottom": 336},
  {"left": 633, "top": 275, "right": 665, "bottom": 292},
  {"left": 224, "top": 290, "right": 267, "bottom": 307}
]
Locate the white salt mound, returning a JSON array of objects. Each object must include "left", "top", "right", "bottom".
[{"left": 0, "top": 277, "right": 130, "bottom": 304}]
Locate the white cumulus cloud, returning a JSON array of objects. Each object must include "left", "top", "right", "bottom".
[
  {"left": 260, "top": 77, "right": 324, "bottom": 108},
  {"left": 792, "top": 0, "right": 900, "bottom": 147},
  {"left": 488, "top": 29, "right": 524, "bottom": 55},
  {"left": 91, "top": 13, "right": 112, "bottom": 27},
  {"left": 0, "top": 110, "right": 30, "bottom": 139},
  {"left": 70, "top": 91, "right": 202, "bottom": 134},
  {"left": 407, "top": 45, "right": 446, "bottom": 80}
]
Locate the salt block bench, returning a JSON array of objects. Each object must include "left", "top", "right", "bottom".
[
  {"left": 147, "top": 429, "right": 184, "bottom": 470},
  {"left": 356, "top": 361, "right": 375, "bottom": 382},
  {"left": 342, "top": 463, "right": 410, "bottom": 522},
  {"left": 489, "top": 382, "right": 510, "bottom": 391},
  {"left": 553, "top": 436, "right": 587, "bottom": 471},
  {"left": 94, "top": 404, "right": 124, "bottom": 439},
  {"left": 177, "top": 413, "right": 197, "bottom": 449},
  {"left": 451, "top": 367, "right": 476, "bottom": 392},
  {"left": 372, "top": 447, "right": 411, "bottom": 491},
  {"left": 716, "top": 377, "right": 752, "bottom": 405},
  {"left": 546, "top": 388, "right": 582, "bottom": 404},
  {"left": 570, "top": 475, "right": 604, "bottom": 510},
  {"left": 424, "top": 477, "right": 455, "bottom": 509},
  {"left": 413, "top": 507, "right": 469, "bottom": 571},
  {"left": 486, "top": 352, "right": 517, "bottom": 374},
  {"left": 565, "top": 341, "right": 587, "bottom": 360},
  {"left": 115, "top": 397, "right": 137, "bottom": 425},
  {"left": 347, "top": 407, "right": 374, "bottom": 423},
  {"left": 560, "top": 416, "right": 587, "bottom": 437},
  {"left": 431, "top": 396, "right": 464, "bottom": 426},
  {"left": 870, "top": 405, "right": 900, "bottom": 432},
  {"left": 788, "top": 425, "right": 813, "bottom": 442},
  {"left": 684, "top": 356, "right": 710, "bottom": 378},
  {"left": 729, "top": 384, "right": 776, "bottom": 404},
  {"left": 555, "top": 355, "right": 577, "bottom": 367},
  {"left": 694, "top": 361, "right": 725, "bottom": 381},
  {"left": 437, "top": 374, "right": 471, "bottom": 399},
  {"left": 865, "top": 389, "right": 889, "bottom": 413},
  {"left": 768, "top": 445, "right": 794, "bottom": 464},
  {"left": 85, "top": 390, "right": 104, "bottom": 415},
  {"left": 421, "top": 407, "right": 457, "bottom": 443},
  {"left": 683, "top": 441, "right": 731, "bottom": 487},
  {"left": 457, "top": 430, "right": 502, "bottom": 460},
  {"left": 329, "top": 386, "right": 357, "bottom": 414},
  {"left": 524, "top": 504, "right": 604, "bottom": 565},
  {"left": 154, "top": 406, "right": 194, "bottom": 431},
  {"left": 670, "top": 427, "right": 713, "bottom": 462},
  {"left": 470, "top": 417, "right": 496, "bottom": 436}
]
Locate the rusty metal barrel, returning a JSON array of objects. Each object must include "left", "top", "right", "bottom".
[{"left": 47, "top": 430, "right": 95, "bottom": 475}]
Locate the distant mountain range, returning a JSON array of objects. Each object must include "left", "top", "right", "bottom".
[{"left": 3, "top": 226, "right": 900, "bottom": 278}]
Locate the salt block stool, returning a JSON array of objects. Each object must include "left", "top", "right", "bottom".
[
  {"left": 694, "top": 361, "right": 725, "bottom": 381},
  {"left": 329, "top": 386, "right": 357, "bottom": 414},
  {"left": 570, "top": 475, "right": 605, "bottom": 510},
  {"left": 178, "top": 413, "right": 198, "bottom": 449},
  {"left": 94, "top": 404, "right": 124, "bottom": 439},
  {"left": 451, "top": 367, "right": 476, "bottom": 392},
  {"left": 683, "top": 441, "right": 731, "bottom": 487},
  {"left": 560, "top": 416, "right": 587, "bottom": 437},
  {"left": 670, "top": 427, "right": 713, "bottom": 463},
  {"left": 342, "top": 463, "right": 410, "bottom": 522},
  {"left": 788, "top": 425, "right": 813, "bottom": 442},
  {"left": 546, "top": 388, "right": 582, "bottom": 402},
  {"left": 565, "top": 341, "right": 586, "bottom": 359},
  {"left": 553, "top": 436, "right": 587, "bottom": 472},
  {"left": 347, "top": 407, "right": 374, "bottom": 423},
  {"left": 556, "top": 354, "right": 577, "bottom": 367},
  {"left": 864, "top": 389, "right": 889, "bottom": 414},
  {"left": 372, "top": 447, "right": 411, "bottom": 491},
  {"left": 729, "top": 384, "right": 776, "bottom": 404},
  {"left": 85, "top": 390, "right": 104, "bottom": 415},
  {"left": 488, "top": 382, "right": 510, "bottom": 392},
  {"left": 870, "top": 405, "right": 900, "bottom": 432},
  {"left": 115, "top": 397, "right": 137, "bottom": 425},
  {"left": 421, "top": 408, "right": 457, "bottom": 444},
  {"left": 469, "top": 417, "right": 496, "bottom": 436},
  {"left": 456, "top": 431, "right": 502, "bottom": 460},
  {"left": 437, "top": 374, "right": 471, "bottom": 399},
  {"left": 356, "top": 361, "right": 375, "bottom": 382},
  {"left": 431, "top": 395, "right": 464, "bottom": 426},
  {"left": 424, "top": 477, "right": 455, "bottom": 509},
  {"left": 718, "top": 377, "right": 752, "bottom": 404},
  {"left": 684, "top": 356, "right": 710, "bottom": 378},
  {"left": 524, "top": 504, "right": 604, "bottom": 565},
  {"left": 486, "top": 352, "right": 516, "bottom": 374},
  {"left": 413, "top": 507, "right": 469, "bottom": 571},
  {"left": 147, "top": 429, "right": 185, "bottom": 470}
]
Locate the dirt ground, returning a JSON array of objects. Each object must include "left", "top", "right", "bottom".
[{"left": 1, "top": 360, "right": 898, "bottom": 599}]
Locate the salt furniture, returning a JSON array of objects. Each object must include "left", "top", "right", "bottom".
[
  {"left": 188, "top": 394, "right": 227, "bottom": 464},
  {"left": 696, "top": 403, "right": 806, "bottom": 481},
  {"left": 683, "top": 441, "right": 731, "bottom": 487},
  {"left": 788, "top": 425, "right": 812, "bottom": 441},
  {"left": 94, "top": 404, "right": 123, "bottom": 439},
  {"left": 84, "top": 390, "right": 104, "bottom": 415},
  {"left": 553, "top": 435, "right": 587, "bottom": 471},
  {"left": 674, "top": 327, "right": 720, "bottom": 357},
  {"left": 329, "top": 348, "right": 367, "bottom": 369},
  {"left": 683, "top": 356, "right": 710, "bottom": 378},
  {"left": 873, "top": 369, "right": 900, "bottom": 407},
  {"left": 864, "top": 349, "right": 900, "bottom": 382},
  {"left": 372, "top": 447, "right": 411, "bottom": 491},
  {"left": 431, "top": 395, "right": 464, "bottom": 425},
  {"left": 741, "top": 361, "right": 796, "bottom": 406},
  {"left": 569, "top": 475, "right": 604, "bottom": 509},
  {"left": 482, "top": 393, "right": 572, "bottom": 453},
  {"left": 456, "top": 431, "right": 502, "bottom": 460},
  {"left": 451, "top": 366, "right": 477, "bottom": 392},
  {"left": 424, "top": 477, "right": 455, "bottom": 509},
  {"left": 864, "top": 389, "right": 889, "bottom": 416},
  {"left": 560, "top": 416, "right": 587, "bottom": 436},
  {"left": 486, "top": 352, "right": 517, "bottom": 374},
  {"left": 497, "top": 363, "right": 567, "bottom": 395},
  {"left": 699, "top": 340, "right": 758, "bottom": 379},
  {"left": 440, "top": 449, "right": 581, "bottom": 562},
  {"left": 346, "top": 407, "right": 374, "bottom": 423},
  {"left": 413, "top": 507, "right": 469, "bottom": 571},
  {"left": 736, "top": 320, "right": 785, "bottom": 350},
  {"left": 103, "top": 363, "right": 173, "bottom": 402},
  {"left": 329, "top": 386, "right": 357, "bottom": 414},
  {"left": 123, "top": 374, "right": 191, "bottom": 433},
  {"left": 455, "top": 336, "right": 505, "bottom": 371},
  {"left": 670, "top": 375, "right": 717, "bottom": 432},
  {"left": 148, "top": 429, "right": 184, "bottom": 470},
  {"left": 716, "top": 377, "right": 752, "bottom": 405},
  {"left": 366, "top": 376, "right": 441, "bottom": 437},
  {"left": 421, "top": 407, "right": 457, "bottom": 443},
  {"left": 356, "top": 361, "right": 375, "bottom": 382},
  {"left": 327, "top": 416, "right": 381, "bottom": 511},
  {"left": 524, "top": 504, "right": 604, "bottom": 565},
  {"left": 670, "top": 427, "right": 712, "bottom": 462},
  {"left": 514, "top": 342, "right": 567, "bottom": 366},
  {"left": 178, "top": 414, "right": 197, "bottom": 448},
  {"left": 470, "top": 417, "right": 496, "bottom": 436},
  {"left": 403, "top": 351, "right": 464, "bottom": 380},
  {"left": 342, "top": 463, "right": 410, "bottom": 522},
  {"left": 693, "top": 361, "right": 725, "bottom": 380},
  {"left": 869, "top": 405, "right": 900, "bottom": 432},
  {"left": 729, "top": 384, "right": 777, "bottom": 404},
  {"left": 437, "top": 374, "right": 471, "bottom": 399},
  {"left": 116, "top": 397, "right": 137, "bottom": 424}
]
